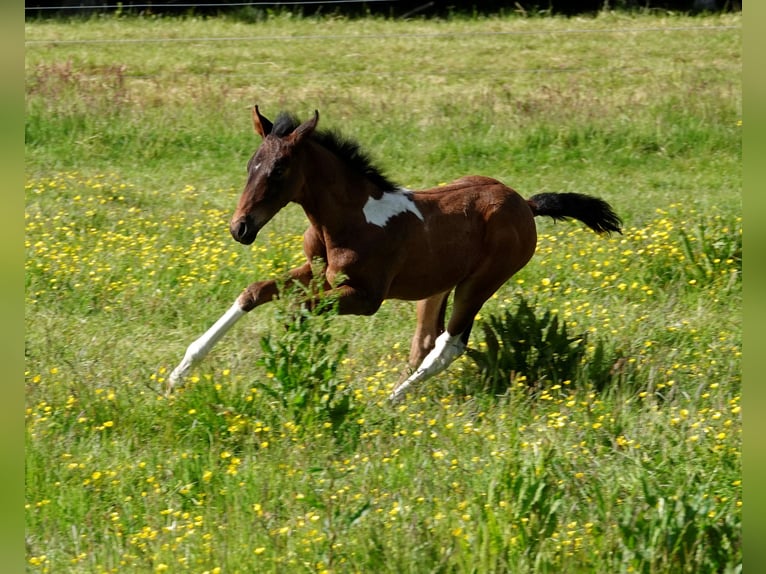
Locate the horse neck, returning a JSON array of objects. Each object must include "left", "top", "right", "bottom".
[{"left": 296, "top": 141, "right": 380, "bottom": 231}]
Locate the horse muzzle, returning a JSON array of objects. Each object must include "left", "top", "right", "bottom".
[{"left": 230, "top": 216, "right": 259, "bottom": 245}]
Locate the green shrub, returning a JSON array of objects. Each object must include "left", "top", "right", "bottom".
[
  {"left": 466, "top": 298, "right": 633, "bottom": 396},
  {"left": 467, "top": 298, "right": 588, "bottom": 394}
]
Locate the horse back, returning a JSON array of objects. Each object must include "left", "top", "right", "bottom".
[{"left": 414, "top": 175, "right": 533, "bottom": 223}]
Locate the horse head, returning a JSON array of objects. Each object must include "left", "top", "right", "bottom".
[{"left": 230, "top": 106, "right": 319, "bottom": 245}]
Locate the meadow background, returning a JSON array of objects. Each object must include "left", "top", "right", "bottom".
[{"left": 25, "top": 9, "right": 741, "bottom": 573}]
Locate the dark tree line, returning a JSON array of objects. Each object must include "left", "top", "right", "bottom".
[{"left": 24, "top": 0, "right": 742, "bottom": 18}]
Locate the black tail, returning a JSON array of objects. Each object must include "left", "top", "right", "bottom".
[{"left": 527, "top": 192, "right": 622, "bottom": 235}]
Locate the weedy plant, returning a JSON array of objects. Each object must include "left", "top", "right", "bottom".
[
  {"left": 617, "top": 474, "right": 741, "bottom": 573},
  {"left": 256, "top": 286, "right": 362, "bottom": 443},
  {"left": 678, "top": 216, "right": 742, "bottom": 292}
]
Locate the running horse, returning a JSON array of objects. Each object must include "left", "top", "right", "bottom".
[{"left": 169, "top": 107, "right": 622, "bottom": 402}]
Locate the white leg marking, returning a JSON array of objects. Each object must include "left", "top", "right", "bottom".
[
  {"left": 168, "top": 301, "right": 246, "bottom": 388},
  {"left": 388, "top": 331, "right": 465, "bottom": 402},
  {"left": 363, "top": 188, "right": 424, "bottom": 228}
]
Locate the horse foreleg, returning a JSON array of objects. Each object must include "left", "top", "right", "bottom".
[
  {"left": 168, "top": 263, "right": 314, "bottom": 391},
  {"left": 168, "top": 299, "right": 248, "bottom": 389}
]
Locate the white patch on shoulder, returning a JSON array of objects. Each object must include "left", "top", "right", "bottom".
[{"left": 363, "top": 188, "right": 424, "bottom": 228}]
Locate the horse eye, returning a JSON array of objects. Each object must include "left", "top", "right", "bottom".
[{"left": 271, "top": 163, "right": 288, "bottom": 179}]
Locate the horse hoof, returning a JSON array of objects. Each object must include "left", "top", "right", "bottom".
[
  {"left": 167, "top": 363, "right": 188, "bottom": 393},
  {"left": 388, "top": 381, "right": 412, "bottom": 404}
]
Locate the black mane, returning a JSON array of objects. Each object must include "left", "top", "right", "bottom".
[{"left": 272, "top": 112, "right": 399, "bottom": 193}]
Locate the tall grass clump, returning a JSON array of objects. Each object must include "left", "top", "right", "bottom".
[
  {"left": 467, "top": 297, "right": 588, "bottom": 391},
  {"left": 466, "top": 297, "right": 630, "bottom": 396},
  {"left": 255, "top": 292, "right": 363, "bottom": 444}
]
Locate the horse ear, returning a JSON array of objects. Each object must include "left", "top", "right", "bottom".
[
  {"left": 252, "top": 105, "right": 273, "bottom": 139},
  {"left": 291, "top": 109, "right": 319, "bottom": 142}
]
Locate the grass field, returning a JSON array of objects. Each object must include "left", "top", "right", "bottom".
[{"left": 25, "top": 10, "right": 741, "bottom": 573}]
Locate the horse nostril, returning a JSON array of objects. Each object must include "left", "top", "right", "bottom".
[
  {"left": 236, "top": 219, "right": 248, "bottom": 240},
  {"left": 231, "top": 217, "right": 257, "bottom": 244}
]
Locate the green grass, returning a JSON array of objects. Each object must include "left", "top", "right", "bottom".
[{"left": 26, "top": 11, "right": 741, "bottom": 573}]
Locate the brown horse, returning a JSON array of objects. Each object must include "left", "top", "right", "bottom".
[{"left": 169, "top": 107, "right": 622, "bottom": 401}]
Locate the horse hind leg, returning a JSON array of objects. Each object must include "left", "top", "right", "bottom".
[
  {"left": 388, "top": 290, "right": 488, "bottom": 402},
  {"left": 389, "top": 252, "right": 529, "bottom": 403},
  {"left": 389, "top": 327, "right": 468, "bottom": 403},
  {"left": 407, "top": 291, "right": 450, "bottom": 368},
  {"left": 389, "top": 292, "right": 450, "bottom": 401}
]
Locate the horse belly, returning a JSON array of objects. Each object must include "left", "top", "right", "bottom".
[
  {"left": 385, "top": 222, "right": 484, "bottom": 300},
  {"left": 386, "top": 261, "right": 470, "bottom": 301}
]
